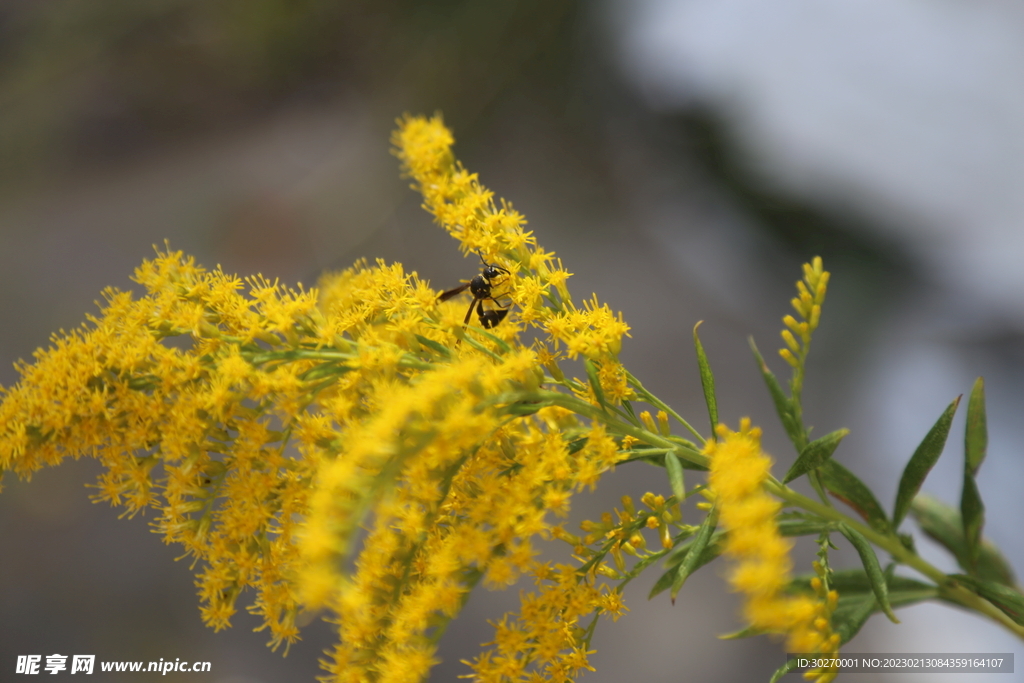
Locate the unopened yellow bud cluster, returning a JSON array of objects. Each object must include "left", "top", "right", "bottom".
[
  {"left": 569, "top": 491, "right": 680, "bottom": 579},
  {"left": 779, "top": 257, "right": 829, "bottom": 368},
  {"left": 802, "top": 567, "right": 842, "bottom": 683}
]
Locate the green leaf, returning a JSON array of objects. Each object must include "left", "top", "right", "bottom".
[
  {"left": 792, "top": 568, "right": 937, "bottom": 644},
  {"left": 783, "top": 429, "right": 850, "bottom": 484},
  {"left": 671, "top": 440, "right": 709, "bottom": 470},
  {"left": 777, "top": 516, "right": 833, "bottom": 537},
  {"left": 503, "top": 400, "right": 551, "bottom": 416},
  {"left": 964, "top": 377, "right": 988, "bottom": 473},
  {"left": 693, "top": 321, "right": 719, "bottom": 433},
  {"left": 621, "top": 399, "right": 639, "bottom": 425},
  {"left": 567, "top": 437, "right": 589, "bottom": 455},
  {"left": 949, "top": 574, "right": 1024, "bottom": 626},
  {"left": 839, "top": 524, "right": 899, "bottom": 623},
  {"left": 791, "top": 568, "right": 934, "bottom": 597},
  {"left": 962, "top": 377, "right": 987, "bottom": 565},
  {"left": 414, "top": 334, "right": 454, "bottom": 358},
  {"left": 649, "top": 563, "right": 678, "bottom": 599},
  {"left": 652, "top": 520, "right": 721, "bottom": 600},
  {"left": 584, "top": 358, "right": 608, "bottom": 414},
  {"left": 832, "top": 592, "right": 879, "bottom": 644},
  {"left": 664, "top": 452, "right": 686, "bottom": 504},
  {"left": 769, "top": 658, "right": 800, "bottom": 683},
  {"left": 749, "top": 338, "right": 804, "bottom": 448},
  {"left": 662, "top": 529, "right": 722, "bottom": 570},
  {"left": 909, "top": 493, "right": 1017, "bottom": 587},
  {"left": 818, "top": 460, "right": 891, "bottom": 534},
  {"left": 960, "top": 473, "right": 985, "bottom": 567},
  {"left": 892, "top": 396, "right": 960, "bottom": 528},
  {"left": 670, "top": 511, "right": 717, "bottom": 604},
  {"left": 718, "top": 623, "right": 766, "bottom": 640}
]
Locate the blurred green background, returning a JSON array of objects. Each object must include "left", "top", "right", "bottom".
[{"left": 2, "top": 1, "right": 1022, "bottom": 681}]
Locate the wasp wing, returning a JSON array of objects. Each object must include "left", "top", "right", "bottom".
[{"left": 438, "top": 282, "right": 471, "bottom": 302}]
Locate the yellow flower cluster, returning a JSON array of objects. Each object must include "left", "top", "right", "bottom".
[
  {"left": 4, "top": 109, "right": 961, "bottom": 683},
  {"left": 572, "top": 492, "right": 680, "bottom": 576},
  {"left": 779, "top": 257, "right": 829, "bottom": 368},
  {"left": 300, "top": 327, "right": 628, "bottom": 680},
  {"left": 392, "top": 114, "right": 630, "bottom": 400},
  {"left": 284, "top": 116, "right": 636, "bottom": 681},
  {"left": 0, "top": 250, "right": 324, "bottom": 649},
  {"left": 803, "top": 569, "right": 841, "bottom": 683},
  {"left": 1, "top": 115, "right": 638, "bottom": 682},
  {"left": 704, "top": 420, "right": 838, "bottom": 679},
  {"left": 463, "top": 562, "right": 627, "bottom": 683}
]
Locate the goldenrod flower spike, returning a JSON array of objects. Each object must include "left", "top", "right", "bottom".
[
  {"left": 392, "top": 115, "right": 631, "bottom": 371},
  {"left": 704, "top": 420, "right": 837, "bottom": 670},
  {"left": 779, "top": 256, "right": 829, "bottom": 369}
]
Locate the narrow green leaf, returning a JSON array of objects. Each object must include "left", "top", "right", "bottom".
[
  {"left": 769, "top": 658, "right": 800, "bottom": 683},
  {"left": 949, "top": 574, "right": 1024, "bottom": 626},
  {"left": 965, "top": 377, "right": 988, "bottom": 473},
  {"left": 783, "top": 428, "right": 850, "bottom": 484},
  {"left": 749, "top": 337, "right": 804, "bottom": 448},
  {"left": 960, "top": 473, "right": 985, "bottom": 567},
  {"left": 962, "top": 377, "right": 987, "bottom": 566},
  {"left": 777, "top": 517, "right": 833, "bottom": 537},
  {"left": 617, "top": 547, "right": 673, "bottom": 587},
  {"left": 718, "top": 623, "right": 766, "bottom": 640},
  {"left": 584, "top": 358, "right": 608, "bottom": 414},
  {"left": 650, "top": 533, "right": 724, "bottom": 598},
  {"left": 882, "top": 583, "right": 939, "bottom": 608},
  {"left": 462, "top": 324, "right": 514, "bottom": 356},
  {"left": 567, "top": 437, "right": 589, "bottom": 455},
  {"left": 791, "top": 568, "right": 935, "bottom": 597},
  {"left": 414, "top": 334, "right": 454, "bottom": 358},
  {"left": 670, "top": 439, "right": 705, "bottom": 461},
  {"left": 909, "top": 493, "right": 964, "bottom": 559},
  {"left": 664, "top": 452, "right": 686, "bottom": 504},
  {"left": 621, "top": 399, "right": 639, "bottom": 425},
  {"left": 839, "top": 524, "right": 899, "bottom": 623},
  {"left": 910, "top": 493, "right": 1016, "bottom": 587},
  {"left": 791, "top": 567, "right": 936, "bottom": 644},
  {"left": 824, "top": 569, "right": 938, "bottom": 644},
  {"left": 503, "top": 400, "right": 551, "bottom": 416},
  {"left": 818, "top": 460, "right": 890, "bottom": 534},
  {"left": 892, "top": 396, "right": 961, "bottom": 528},
  {"left": 832, "top": 592, "right": 879, "bottom": 644},
  {"left": 649, "top": 564, "right": 677, "bottom": 599},
  {"left": 663, "top": 529, "right": 722, "bottom": 570},
  {"left": 693, "top": 321, "right": 719, "bottom": 433},
  {"left": 670, "top": 511, "right": 717, "bottom": 604}
]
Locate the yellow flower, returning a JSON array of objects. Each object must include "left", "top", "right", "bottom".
[
  {"left": 2, "top": 116, "right": 638, "bottom": 683},
  {"left": 705, "top": 420, "right": 837, "bottom": 667},
  {"left": 0, "top": 246, "right": 330, "bottom": 650},
  {"left": 391, "top": 114, "right": 628, "bottom": 368}
]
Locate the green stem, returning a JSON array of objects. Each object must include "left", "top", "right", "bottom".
[
  {"left": 625, "top": 371, "right": 705, "bottom": 444},
  {"left": 765, "top": 479, "right": 1024, "bottom": 640}
]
